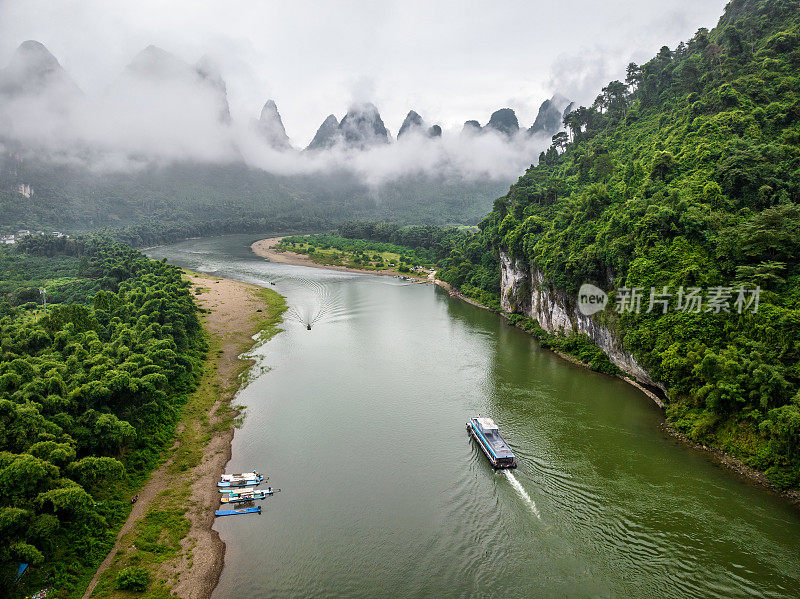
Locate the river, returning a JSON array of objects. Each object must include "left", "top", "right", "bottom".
[{"left": 147, "top": 234, "right": 800, "bottom": 599}]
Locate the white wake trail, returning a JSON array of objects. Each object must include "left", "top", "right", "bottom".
[{"left": 504, "top": 470, "right": 541, "bottom": 519}]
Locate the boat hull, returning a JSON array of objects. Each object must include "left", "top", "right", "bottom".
[
  {"left": 217, "top": 477, "right": 262, "bottom": 488},
  {"left": 220, "top": 491, "right": 271, "bottom": 503},
  {"left": 215, "top": 506, "right": 262, "bottom": 516},
  {"left": 467, "top": 421, "right": 517, "bottom": 469}
]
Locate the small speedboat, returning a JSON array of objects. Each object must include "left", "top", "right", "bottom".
[{"left": 307, "top": 323, "right": 312, "bottom": 330}]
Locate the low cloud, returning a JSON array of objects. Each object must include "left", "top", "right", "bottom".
[{"left": 1, "top": 62, "right": 556, "bottom": 184}]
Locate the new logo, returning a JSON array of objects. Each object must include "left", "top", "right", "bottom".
[{"left": 578, "top": 283, "right": 607, "bottom": 315}]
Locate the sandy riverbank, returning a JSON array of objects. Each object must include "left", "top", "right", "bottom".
[{"left": 82, "top": 272, "right": 285, "bottom": 599}]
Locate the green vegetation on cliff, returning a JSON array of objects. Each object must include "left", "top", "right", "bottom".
[
  {"left": 438, "top": 0, "right": 800, "bottom": 488},
  {"left": 0, "top": 236, "right": 206, "bottom": 596}
]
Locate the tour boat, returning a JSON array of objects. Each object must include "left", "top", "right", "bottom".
[
  {"left": 218, "top": 477, "right": 268, "bottom": 491},
  {"left": 217, "top": 471, "right": 263, "bottom": 488},
  {"left": 215, "top": 506, "right": 262, "bottom": 517},
  {"left": 466, "top": 417, "right": 517, "bottom": 468},
  {"left": 219, "top": 488, "right": 273, "bottom": 503}
]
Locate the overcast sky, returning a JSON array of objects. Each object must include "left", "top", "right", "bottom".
[{"left": 0, "top": 0, "right": 728, "bottom": 146}]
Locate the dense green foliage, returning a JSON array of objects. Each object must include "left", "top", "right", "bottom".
[
  {"left": 0, "top": 157, "right": 508, "bottom": 246},
  {"left": 439, "top": 0, "right": 800, "bottom": 488},
  {"left": 279, "top": 233, "right": 435, "bottom": 272},
  {"left": 282, "top": 222, "right": 477, "bottom": 270},
  {"left": 0, "top": 236, "right": 205, "bottom": 596},
  {"left": 0, "top": 248, "right": 100, "bottom": 309},
  {"left": 335, "top": 221, "right": 476, "bottom": 255}
]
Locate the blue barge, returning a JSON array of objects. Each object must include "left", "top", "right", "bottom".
[{"left": 466, "top": 417, "right": 517, "bottom": 469}]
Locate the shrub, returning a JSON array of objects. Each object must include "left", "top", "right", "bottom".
[{"left": 116, "top": 566, "right": 150, "bottom": 591}]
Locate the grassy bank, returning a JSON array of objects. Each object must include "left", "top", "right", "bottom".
[
  {"left": 81, "top": 274, "right": 286, "bottom": 599},
  {"left": 276, "top": 234, "right": 434, "bottom": 278}
]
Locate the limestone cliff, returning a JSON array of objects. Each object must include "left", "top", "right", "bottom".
[{"left": 499, "top": 250, "right": 664, "bottom": 395}]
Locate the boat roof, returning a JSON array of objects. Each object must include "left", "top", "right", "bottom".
[
  {"left": 476, "top": 417, "right": 498, "bottom": 431},
  {"left": 221, "top": 472, "right": 259, "bottom": 480}
]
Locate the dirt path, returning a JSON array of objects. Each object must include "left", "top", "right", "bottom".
[{"left": 82, "top": 273, "right": 279, "bottom": 599}]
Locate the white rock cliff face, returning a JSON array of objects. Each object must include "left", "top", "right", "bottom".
[{"left": 500, "top": 250, "right": 663, "bottom": 392}]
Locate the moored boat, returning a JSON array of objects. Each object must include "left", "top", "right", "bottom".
[
  {"left": 217, "top": 471, "right": 263, "bottom": 488},
  {"left": 215, "top": 506, "right": 262, "bottom": 516},
  {"left": 220, "top": 488, "right": 273, "bottom": 503},
  {"left": 466, "top": 417, "right": 517, "bottom": 468}
]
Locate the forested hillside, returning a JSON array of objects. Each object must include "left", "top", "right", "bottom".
[
  {"left": 0, "top": 236, "right": 206, "bottom": 595},
  {"left": 436, "top": 0, "right": 800, "bottom": 488},
  {"left": 0, "top": 155, "right": 509, "bottom": 246}
]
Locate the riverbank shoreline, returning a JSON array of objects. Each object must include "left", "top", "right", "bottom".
[
  {"left": 249, "top": 235, "right": 799, "bottom": 509},
  {"left": 81, "top": 271, "right": 286, "bottom": 598},
  {"left": 250, "top": 237, "right": 429, "bottom": 281},
  {"left": 497, "top": 306, "right": 800, "bottom": 508}
]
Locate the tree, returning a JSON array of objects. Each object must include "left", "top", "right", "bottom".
[
  {"left": 551, "top": 131, "right": 569, "bottom": 152},
  {"left": 625, "top": 62, "right": 642, "bottom": 91},
  {"left": 69, "top": 456, "right": 125, "bottom": 493},
  {"left": 592, "top": 93, "right": 608, "bottom": 114},
  {"left": 650, "top": 151, "right": 675, "bottom": 180}
]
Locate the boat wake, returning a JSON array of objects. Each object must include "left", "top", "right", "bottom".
[
  {"left": 283, "top": 276, "right": 342, "bottom": 327},
  {"left": 504, "top": 470, "right": 541, "bottom": 520}
]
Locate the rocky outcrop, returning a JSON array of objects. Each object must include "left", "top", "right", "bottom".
[
  {"left": 499, "top": 250, "right": 663, "bottom": 392},
  {"left": 485, "top": 108, "right": 519, "bottom": 137},
  {"left": 123, "top": 46, "right": 232, "bottom": 124},
  {"left": 306, "top": 103, "right": 390, "bottom": 150},
  {"left": 398, "top": 110, "right": 424, "bottom": 138},
  {"left": 398, "top": 110, "right": 442, "bottom": 139},
  {"left": 306, "top": 114, "right": 341, "bottom": 150},
  {"left": 255, "top": 99, "right": 292, "bottom": 150},
  {"left": 195, "top": 56, "right": 232, "bottom": 124},
  {"left": 0, "top": 40, "right": 82, "bottom": 99},
  {"left": 461, "top": 119, "right": 482, "bottom": 135},
  {"left": 397, "top": 110, "right": 442, "bottom": 139},
  {"left": 338, "top": 102, "right": 390, "bottom": 148},
  {"left": 528, "top": 94, "right": 571, "bottom": 137}
]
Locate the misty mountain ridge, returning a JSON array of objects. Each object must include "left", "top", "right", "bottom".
[
  {"left": 0, "top": 39, "right": 572, "bottom": 232},
  {"left": 0, "top": 40, "right": 574, "bottom": 253},
  {"left": 460, "top": 102, "right": 568, "bottom": 139},
  {"left": 337, "top": 102, "right": 391, "bottom": 149},
  {"left": 122, "top": 45, "right": 232, "bottom": 124},
  {"left": 528, "top": 94, "right": 573, "bottom": 136},
  {"left": 0, "top": 40, "right": 81, "bottom": 100},
  {"left": 254, "top": 99, "right": 292, "bottom": 150},
  {"left": 485, "top": 108, "right": 520, "bottom": 137},
  {"left": 0, "top": 40, "right": 570, "bottom": 157},
  {"left": 397, "top": 110, "right": 442, "bottom": 139}
]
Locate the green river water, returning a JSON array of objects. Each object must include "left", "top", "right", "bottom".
[{"left": 147, "top": 235, "right": 800, "bottom": 599}]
